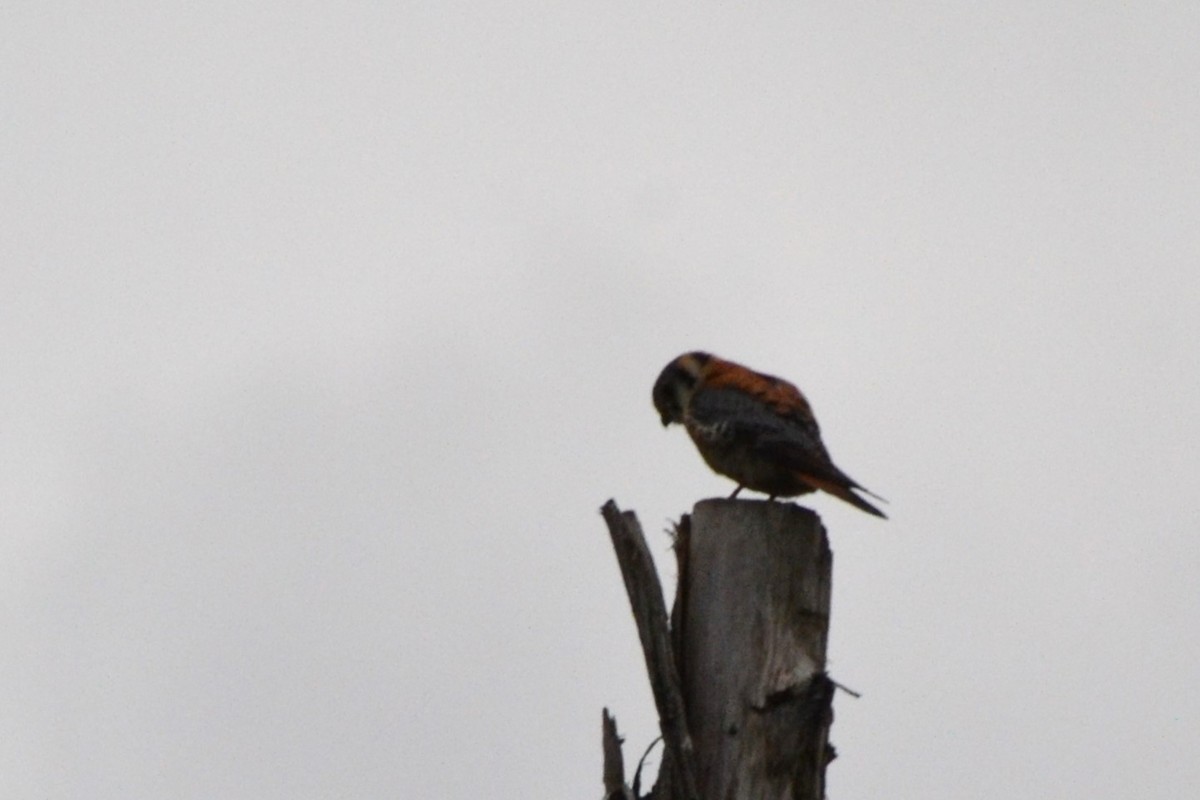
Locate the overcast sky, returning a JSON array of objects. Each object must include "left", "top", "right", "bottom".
[{"left": 4, "top": 4, "right": 1199, "bottom": 798}]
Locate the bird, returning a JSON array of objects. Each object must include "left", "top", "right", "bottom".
[{"left": 652, "top": 351, "right": 886, "bottom": 518}]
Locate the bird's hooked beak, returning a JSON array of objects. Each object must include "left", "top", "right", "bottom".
[{"left": 659, "top": 412, "right": 671, "bottom": 427}]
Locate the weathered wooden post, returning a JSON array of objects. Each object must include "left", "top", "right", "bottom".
[{"left": 601, "top": 498, "right": 835, "bottom": 800}]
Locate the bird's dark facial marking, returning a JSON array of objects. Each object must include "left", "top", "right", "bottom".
[
  {"left": 652, "top": 374, "right": 684, "bottom": 425},
  {"left": 652, "top": 358, "right": 701, "bottom": 426}
]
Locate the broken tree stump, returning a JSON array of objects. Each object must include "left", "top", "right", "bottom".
[
  {"left": 601, "top": 501, "right": 701, "bottom": 800},
  {"left": 601, "top": 498, "right": 835, "bottom": 800}
]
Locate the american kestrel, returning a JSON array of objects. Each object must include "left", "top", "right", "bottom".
[{"left": 652, "top": 351, "right": 886, "bottom": 518}]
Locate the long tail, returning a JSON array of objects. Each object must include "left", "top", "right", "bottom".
[{"left": 798, "top": 473, "right": 888, "bottom": 519}]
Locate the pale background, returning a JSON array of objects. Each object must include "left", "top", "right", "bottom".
[{"left": 4, "top": 4, "right": 1198, "bottom": 798}]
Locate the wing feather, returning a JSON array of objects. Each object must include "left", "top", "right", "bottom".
[{"left": 700, "top": 358, "right": 820, "bottom": 431}]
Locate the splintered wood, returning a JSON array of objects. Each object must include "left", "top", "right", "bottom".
[{"left": 601, "top": 498, "right": 835, "bottom": 800}]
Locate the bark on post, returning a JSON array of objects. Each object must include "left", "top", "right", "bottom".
[{"left": 601, "top": 498, "right": 835, "bottom": 800}]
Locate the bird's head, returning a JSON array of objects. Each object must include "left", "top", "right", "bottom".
[{"left": 652, "top": 351, "right": 711, "bottom": 426}]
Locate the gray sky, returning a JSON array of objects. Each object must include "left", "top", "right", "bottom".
[{"left": 4, "top": 4, "right": 1198, "bottom": 798}]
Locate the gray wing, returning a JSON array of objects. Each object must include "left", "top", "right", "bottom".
[
  {"left": 688, "top": 387, "right": 862, "bottom": 486},
  {"left": 688, "top": 388, "right": 824, "bottom": 455}
]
